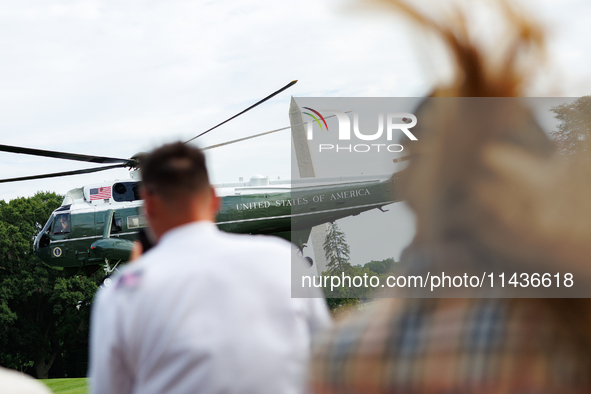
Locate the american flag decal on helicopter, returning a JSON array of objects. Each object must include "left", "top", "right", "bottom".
[{"left": 90, "top": 186, "right": 112, "bottom": 200}]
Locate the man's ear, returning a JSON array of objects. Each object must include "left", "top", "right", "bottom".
[
  {"left": 141, "top": 188, "right": 157, "bottom": 221},
  {"left": 209, "top": 186, "right": 220, "bottom": 214}
]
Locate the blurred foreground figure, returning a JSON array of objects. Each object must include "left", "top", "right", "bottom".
[
  {"left": 89, "top": 142, "right": 330, "bottom": 394},
  {"left": 311, "top": 1, "right": 591, "bottom": 393},
  {"left": 476, "top": 142, "right": 591, "bottom": 283},
  {"left": 0, "top": 367, "right": 51, "bottom": 394}
]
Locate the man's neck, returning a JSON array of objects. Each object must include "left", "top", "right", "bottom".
[
  {"left": 153, "top": 213, "right": 214, "bottom": 242},
  {"left": 156, "top": 218, "right": 213, "bottom": 241}
]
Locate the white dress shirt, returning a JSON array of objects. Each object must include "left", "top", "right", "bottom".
[{"left": 89, "top": 221, "right": 330, "bottom": 394}]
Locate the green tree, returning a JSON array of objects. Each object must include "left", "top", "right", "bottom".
[
  {"left": 364, "top": 258, "right": 398, "bottom": 275},
  {"left": 0, "top": 192, "right": 100, "bottom": 378},
  {"left": 322, "top": 222, "right": 355, "bottom": 310},
  {"left": 323, "top": 222, "right": 351, "bottom": 274},
  {"left": 322, "top": 264, "right": 387, "bottom": 313},
  {"left": 551, "top": 96, "right": 591, "bottom": 157}
]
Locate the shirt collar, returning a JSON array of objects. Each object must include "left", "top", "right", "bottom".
[{"left": 157, "top": 221, "right": 217, "bottom": 246}]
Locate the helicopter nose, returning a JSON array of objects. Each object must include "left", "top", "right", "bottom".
[
  {"left": 33, "top": 235, "right": 52, "bottom": 264},
  {"left": 33, "top": 232, "right": 50, "bottom": 258}
]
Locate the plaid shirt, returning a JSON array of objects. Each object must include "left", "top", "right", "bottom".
[{"left": 310, "top": 245, "right": 591, "bottom": 393}]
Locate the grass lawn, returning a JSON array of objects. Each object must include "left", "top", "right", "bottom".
[{"left": 40, "top": 378, "right": 88, "bottom": 394}]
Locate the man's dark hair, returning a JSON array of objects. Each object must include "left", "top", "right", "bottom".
[{"left": 140, "top": 142, "right": 210, "bottom": 199}]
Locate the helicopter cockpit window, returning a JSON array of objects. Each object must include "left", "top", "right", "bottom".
[
  {"left": 113, "top": 182, "right": 142, "bottom": 202},
  {"left": 53, "top": 213, "right": 71, "bottom": 234}
]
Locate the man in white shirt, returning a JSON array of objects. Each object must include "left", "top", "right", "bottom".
[{"left": 88, "top": 142, "right": 330, "bottom": 394}]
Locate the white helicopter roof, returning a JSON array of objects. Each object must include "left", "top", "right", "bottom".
[{"left": 61, "top": 174, "right": 391, "bottom": 207}]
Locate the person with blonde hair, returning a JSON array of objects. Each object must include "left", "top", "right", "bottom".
[{"left": 310, "top": 1, "right": 591, "bottom": 392}]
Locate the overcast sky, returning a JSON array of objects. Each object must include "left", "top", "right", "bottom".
[{"left": 1, "top": 0, "right": 590, "bottom": 263}]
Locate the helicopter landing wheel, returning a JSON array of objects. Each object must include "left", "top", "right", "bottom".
[
  {"left": 103, "top": 259, "right": 122, "bottom": 275},
  {"left": 101, "top": 275, "right": 113, "bottom": 288}
]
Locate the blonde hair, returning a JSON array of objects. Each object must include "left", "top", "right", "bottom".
[
  {"left": 382, "top": 0, "right": 591, "bottom": 350},
  {"left": 377, "top": 0, "right": 551, "bottom": 243},
  {"left": 374, "top": 0, "right": 545, "bottom": 96}
]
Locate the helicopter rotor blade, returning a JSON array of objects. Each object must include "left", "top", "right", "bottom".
[
  {"left": 1, "top": 80, "right": 297, "bottom": 184},
  {"left": 0, "top": 164, "right": 127, "bottom": 184},
  {"left": 184, "top": 80, "right": 298, "bottom": 144},
  {"left": 0, "top": 144, "right": 134, "bottom": 165},
  {"left": 201, "top": 111, "right": 352, "bottom": 151}
]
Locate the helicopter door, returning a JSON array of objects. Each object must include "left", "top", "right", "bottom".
[
  {"left": 97, "top": 210, "right": 123, "bottom": 238},
  {"left": 95, "top": 211, "right": 121, "bottom": 232},
  {"left": 111, "top": 212, "right": 123, "bottom": 236},
  {"left": 70, "top": 210, "right": 94, "bottom": 264}
]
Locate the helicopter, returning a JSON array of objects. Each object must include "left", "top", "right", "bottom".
[
  {"left": 1, "top": 81, "right": 404, "bottom": 276},
  {"left": 28, "top": 173, "right": 399, "bottom": 275}
]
